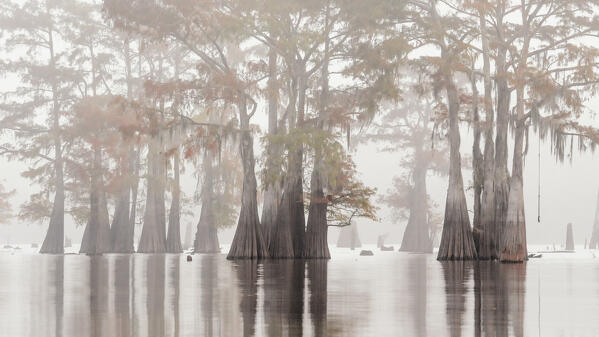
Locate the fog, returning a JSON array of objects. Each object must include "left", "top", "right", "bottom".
[{"left": 2, "top": 0, "right": 599, "bottom": 335}]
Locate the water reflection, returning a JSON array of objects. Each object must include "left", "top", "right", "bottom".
[
  {"left": 1, "top": 253, "right": 597, "bottom": 336},
  {"left": 442, "top": 261, "right": 472, "bottom": 337},
  {"left": 56, "top": 257, "right": 65, "bottom": 337},
  {"left": 113, "top": 255, "right": 132, "bottom": 337},
  {"left": 233, "top": 260, "right": 258, "bottom": 337},
  {"left": 307, "top": 260, "right": 327, "bottom": 337}
]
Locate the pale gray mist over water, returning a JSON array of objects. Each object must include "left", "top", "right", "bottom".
[
  {"left": 2, "top": 0, "right": 599, "bottom": 336},
  {"left": 1, "top": 249, "right": 598, "bottom": 337}
]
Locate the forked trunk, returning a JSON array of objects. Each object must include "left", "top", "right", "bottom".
[
  {"left": 166, "top": 149, "right": 182, "bottom": 253},
  {"left": 476, "top": 2, "right": 497, "bottom": 260},
  {"left": 268, "top": 173, "right": 297, "bottom": 258},
  {"left": 304, "top": 149, "right": 330, "bottom": 259},
  {"left": 194, "top": 151, "right": 220, "bottom": 254},
  {"left": 111, "top": 149, "right": 133, "bottom": 253},
  {"left": 399, "top": 163, "right": 432, "bottom": 253},
  {"left": 138, "top": 136, "right": 167, "bottom": 253},
  {"left": 261, "top": 46, "right": 281, "bottom": 246},
  {"left": 289, "top": 70, "right": 308, "bottom": 257},
  {"left": 80, "top": 148, "right": 111, "bottom": 255},
  {"left": 588, "top": 189, "right": 599, "bottom": 249},
  {"left": 129, "top": 147, "right": 140, "bottom": 246},
  {"left": 471, "top": 74, "right": 484, "bottom": 255},
  {"left": 227, "top": 100, "right": 269, "bottom": 259},
  {"left": 499, "top": 119, "right": 527, "bottom": 263},
  {"left": 494, "top": 44, "right": 511, "bottom": 257},
  {"left": 437, "top": 75, "right": 477, "bottom": 261},
  {"left": 269, "top": 73, "right": 304, "bottom": 259}
]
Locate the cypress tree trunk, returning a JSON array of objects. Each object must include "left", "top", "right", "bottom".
[
  {"left": 111, "top": 148, "right": 133, "bottom": 253},
  {"left": 269, "top": 175, "right": 298, "bottom": 258},
  {"left": 110, "top": 189, "right": 132, "bottom": 252},
  {"left": 305, "top": 32, "right": 331, "bottom": 259},
  {"left": 589, "top": 190, "right": 599, "bottom": 249},
  {"left": 500, "top": 14, "right": 529, "bottom": 262},
  {"left": 129, "top": 147, "right": 140, "bottom": 247},
  {"left": 261, "top": 46, "right": 281, "bottom": 247},
  {"left": 437, "top": 74, "right": 478, "bottom": 260},
  {"left": 399, "top": 162, "right": 432, "bottom": 253},
  {"left": 290, "top": 69, "right": 308, "bottom": 258},
  {"left": 493, "top": 29, "right": 511, "bottom": 258},
  {"left": 227, "top": 100, "right": 269, "bottom": 259},
  {"left": 166, "top": 149, "right": 182, "bottom": 253},
  {"left": 499, "top": 117, "right": 527, "bottom": 263},
  {"left": 194, "top": 151, "right": 220, "bottom": 254},
  {"left": 471, "top": 74, "right": 484, "bottom": 256},
  {"left": 304, "top": 148, "right": 330, "bottom": 259},
  {"left": 138, "top": 136, "right": 167, "bottom": 253},
  {"left": 80, "top": 148, "right": 111, "bottom": 254},
  {"left": 261, "top": 184, "right": 280, "bottom": 247},
  {"left": 269, "top": 76, "right": 300, "bottom": 259},
  {"left": 40, "top": 36, "right": 64, "bottom": 254},
  {"left": 40, "top": 158, "right": 65, "bottom": 254},
  {"left": 476, "top": 0, "right": 497, "bottom": 262}
]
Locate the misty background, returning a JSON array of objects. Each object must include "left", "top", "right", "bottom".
[{"left": 2, "top": 81, "right": 597, "bottom": 247}]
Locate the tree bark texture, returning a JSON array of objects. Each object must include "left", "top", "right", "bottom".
[
  {"left": 111, "top": 147, "right": 133, "bottom": 253},
  {"left": 304, "top": 148, "right": 330, "bottom": 259},
  {"left": 499, "top": 116, "right": 527, "bottom": 263},
  {"left": 227, "top": 100, "right": 269, "bottom": 259},
  {"left": 194, "top": 151, "right": 221, "bottom": 254},
  {"left": 80, "top": 148, "right": 111, "bottom": 254},
  {"left": 476, "top": 0, "right": 498, "bottom": 261},
  {"left": 261, "top": 46, "right": 281, "bottom": 247},
  {"left": 399, "top": 161, "right": 432, "bottom": 253},
  {"left": 437, "top": 74, "right": 478, "bottom": 260},
  {"left": 138, "top": 135, "right": 167, "bottom": 253},
  {"left": 166, "top": 148, "right": 182, "bottom": 253}
]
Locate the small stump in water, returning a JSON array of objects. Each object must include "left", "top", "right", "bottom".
[
  {"left": 566, "top": 223, "right": 575, "bottom": 251},
  {"left": 360, "top": 250, "right": 374, "bottom": 256},
  {"left": 186, "top": 255, "right": 193, "bottom": 262}
]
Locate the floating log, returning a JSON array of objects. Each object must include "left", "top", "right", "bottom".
[{"left": 360, "top": 250, "right": 374, "bottom": 256}]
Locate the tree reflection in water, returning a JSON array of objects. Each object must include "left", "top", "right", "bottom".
[{"left": 0, "top": 253, "right": 540, "bottom": 337}]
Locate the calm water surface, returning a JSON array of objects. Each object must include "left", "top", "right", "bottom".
[{"left": 0, "top": 247, "right": 597, "bottom": 337}]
